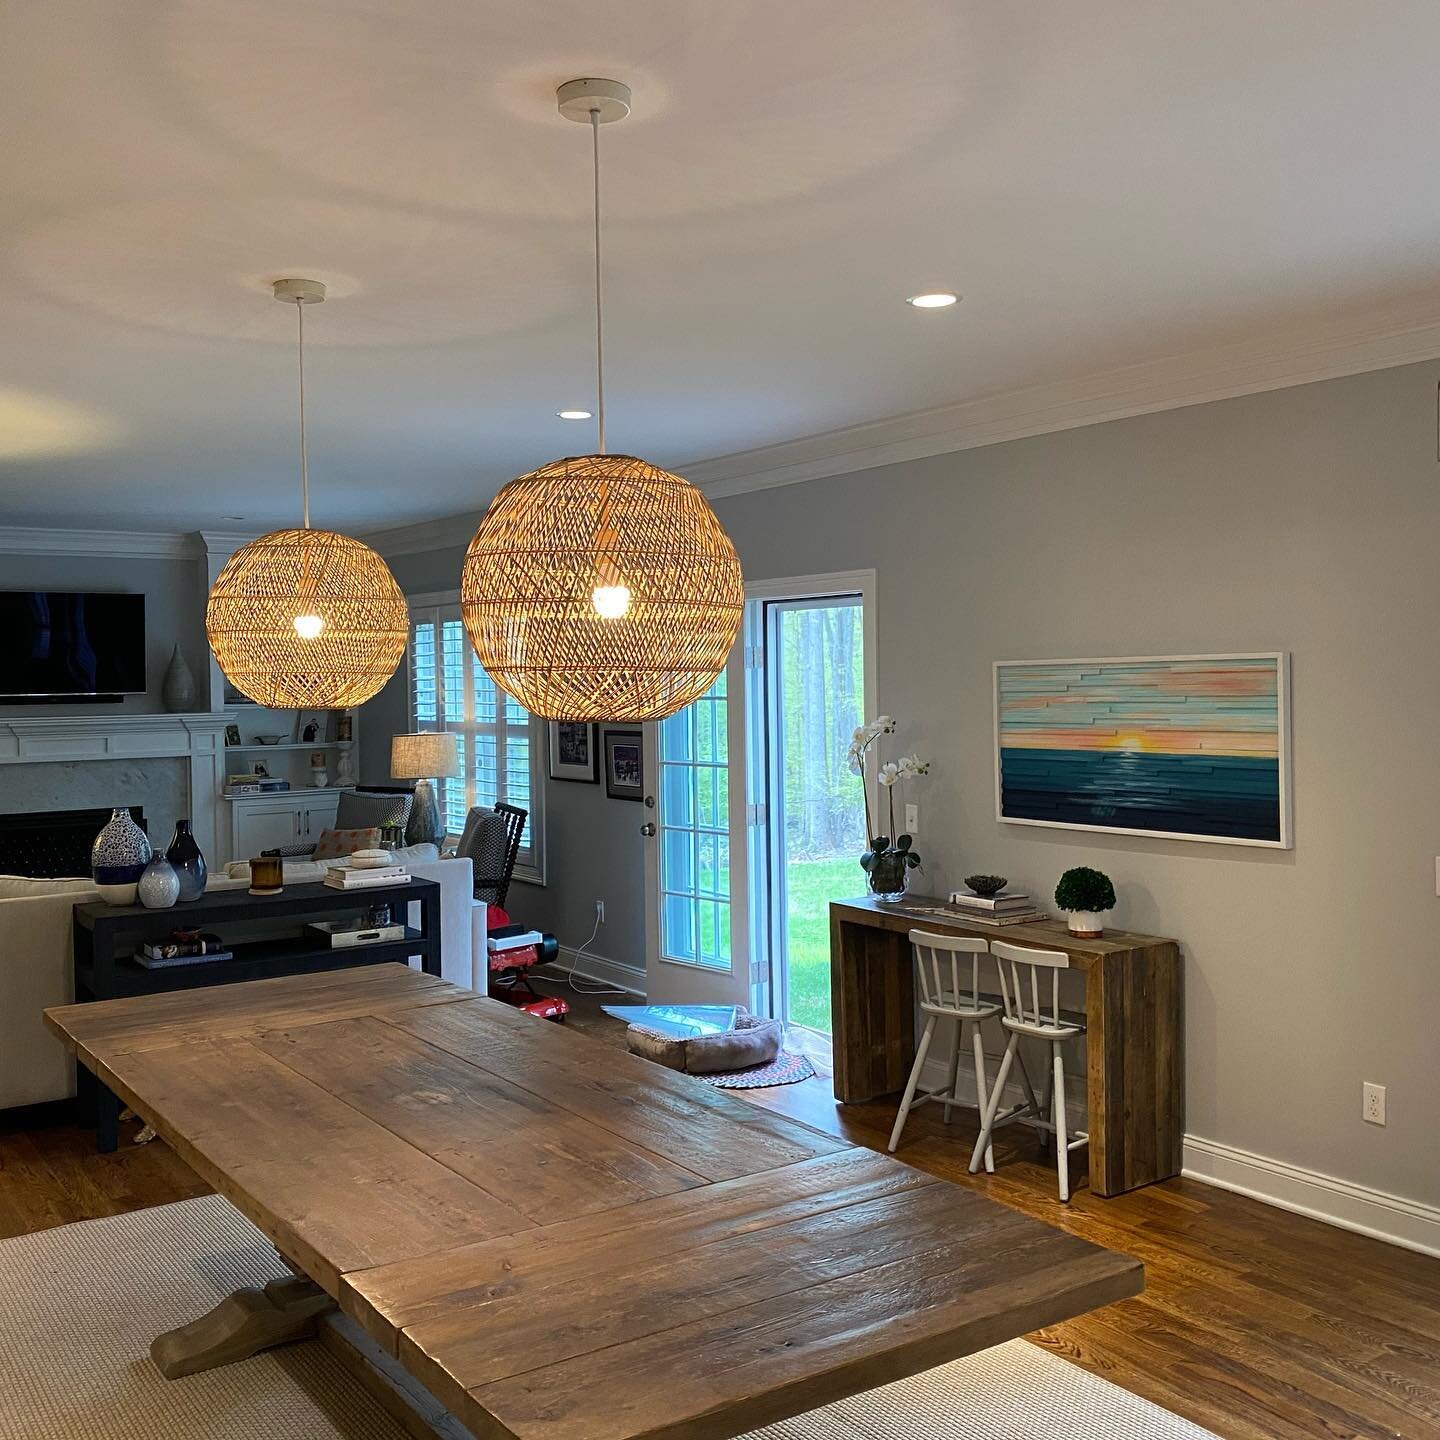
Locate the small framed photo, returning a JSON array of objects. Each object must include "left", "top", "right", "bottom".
[
  {"left": 549, "top": 721, "right": 599, "bottom": 783},
  {"left": 603, "top": 729, "right": 644, "bottom": 801},
  {"left": 296, "top": 710, "right": 330, "bottom": 744},
  {"left": 224, "top": 723, "right": 242, "bottom": 747}
]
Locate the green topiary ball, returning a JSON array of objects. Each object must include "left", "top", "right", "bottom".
[{"left": 1054, "top": 866, "right": 1116, "bottom": 912}]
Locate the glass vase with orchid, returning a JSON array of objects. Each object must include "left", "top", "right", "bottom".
[{"left": 846, "top": 716, "right": 930, "bottom": 901}]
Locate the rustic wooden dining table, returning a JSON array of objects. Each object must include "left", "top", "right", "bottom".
[{"left": 45, "top": 963, "right": 1142, "bottom": 1440}]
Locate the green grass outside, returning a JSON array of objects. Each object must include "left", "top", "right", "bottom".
[{"left": 783, "top": 855, "right": 865, "bottom": 1033}]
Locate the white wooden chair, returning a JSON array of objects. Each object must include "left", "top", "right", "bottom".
[
  {"left": 968, "top": 939, "right": 1089, "bottom": 1201},
  {"left": 887, "top": 930, "right": 1004, "bottom": 1165}
]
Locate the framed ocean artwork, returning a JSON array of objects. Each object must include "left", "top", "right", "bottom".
[{"left": 994, "top": 654, "right": 1290, "bottom": 848}]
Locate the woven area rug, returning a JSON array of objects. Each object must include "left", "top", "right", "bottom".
[
  {"left": 0, "top": 1195, "right": 1217, "bottom": 1440},
  {"left": 697, "top": 1049, "right": 818, "bottom": 1088}
]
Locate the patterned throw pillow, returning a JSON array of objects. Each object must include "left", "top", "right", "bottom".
[{"left": 311, "top": 826, "right": 383, "bottom": 861}]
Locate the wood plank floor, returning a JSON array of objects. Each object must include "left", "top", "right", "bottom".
[{"left": 4, "top": 982, "right": 1438, "bottom": 1440}]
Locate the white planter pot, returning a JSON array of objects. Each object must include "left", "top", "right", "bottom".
[{"left": 1066, "top": 910, "right": 1107, "bottom": 938}]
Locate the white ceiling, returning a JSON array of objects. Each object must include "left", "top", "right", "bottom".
[{"left": 5, "top": 0, "right": 1440, "bottom": 533}]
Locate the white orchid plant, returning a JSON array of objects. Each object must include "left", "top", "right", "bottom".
[{"left": 847, "top": 715, "right": 931, "bottom": 889}]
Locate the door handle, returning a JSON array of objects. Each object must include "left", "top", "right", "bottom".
[{"left": 640, "top": 822, "right": 656, "bottom": 837}]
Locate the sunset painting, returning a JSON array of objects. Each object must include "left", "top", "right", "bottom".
[{"left": 995, "top": 655, "right": 1290, "bottom": 847}]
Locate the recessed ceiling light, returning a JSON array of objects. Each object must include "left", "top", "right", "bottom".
[
  {"left": 906, "top": 292, "right": 959, "bottom": 309},
  {"left": 557, "top": 408, "right": 593, "bottom": 420}
]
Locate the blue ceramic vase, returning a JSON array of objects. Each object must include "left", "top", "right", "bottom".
[
  {"left": 165, "top": 819, "right": 207, "bottom": 902},
  {"left": 137, "top": 856, "right": 181, "bottom": 909},
  {"left": 91, "top": 807, "right": 153, "bottom": 906}
]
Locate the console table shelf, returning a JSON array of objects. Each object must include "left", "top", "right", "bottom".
[{"left": 72, "top": 879, "right": 440, "bottom": 1151}]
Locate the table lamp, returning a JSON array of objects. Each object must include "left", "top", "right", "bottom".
[{"left": 390, "top": 732, "right": 461, "bottom": 847}]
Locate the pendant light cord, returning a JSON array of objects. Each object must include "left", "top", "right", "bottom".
[
  {"left": 296, "top": 297, "right": 311, "bottom": 528},
  {"left": 591, "top": 106, "right": 607, "bottom": 456}
]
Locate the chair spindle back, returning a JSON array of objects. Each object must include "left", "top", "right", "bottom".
[
  {"left": 990, "top": 939, "right": 1070, "bottom": 1030},
  {"left": 908, "top": 929, "right": 989, "bottom": 1015}
]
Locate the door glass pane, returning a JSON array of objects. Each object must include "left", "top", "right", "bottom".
[
  {"left": 658, "top": 672, "right": 731, "bottom": 972},
  {"left": 774, "top": 599, "right": 864, "bottom": 1033}
]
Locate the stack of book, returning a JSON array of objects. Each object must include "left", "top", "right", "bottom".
[
  {"left": 224, "top": 774, "right": 291, "bottom": 796},
  {"left": 946, "top": 888, "right": 1049, "bottom": 926},
  {"left": 323, "top": 863, "right": 411, "bottom": 891},
  {"left": 134, "top": 937, "right": 233, "bottom": 969}
]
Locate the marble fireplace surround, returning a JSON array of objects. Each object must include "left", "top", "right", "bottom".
[{"left": 0, "top": 714, "right": 230, "bottom": 870}]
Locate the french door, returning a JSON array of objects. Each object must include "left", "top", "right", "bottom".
[
  {"left": 760, "top": 593, "right": 866, "bottom": 1034},
  {"left": 641, "top": 645, "right": 752, "bottom": 1008},
  {"left": 642, "top": 572, "right": 875, "bottom": 1018}
]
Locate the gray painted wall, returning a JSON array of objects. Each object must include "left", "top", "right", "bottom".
[
  {"left": 0, "top": 552, "right": 209, "bottom": 716},
  {"left": 358, "top": 359, "right": 1440, "bottom": 1208}
]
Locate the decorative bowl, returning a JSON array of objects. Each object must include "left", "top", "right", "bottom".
[
  {"left": 963, "top": 873, "right": 1007, "bottom": 898},
  {"left": 348, "top": 849, "right": 396, "bottom": 869},
  {"left": 255, "top": 734, "right": 287, "bottom": 745}
]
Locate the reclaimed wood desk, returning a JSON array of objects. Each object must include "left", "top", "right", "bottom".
[
  {"left": 830, "top": 896, "right": 1183, "bottom": 1198},
  {"left": 46, "top": 964, "right": 1142, "bottom": 1440}
]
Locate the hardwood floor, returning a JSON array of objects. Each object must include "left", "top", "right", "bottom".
[{"left": 4, "top": 983, "right": 1438, "bottom": 1440}]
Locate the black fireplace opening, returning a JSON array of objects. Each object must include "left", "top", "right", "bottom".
[{"left": 0, "top": 808, "right": 147, "bottom": 879}]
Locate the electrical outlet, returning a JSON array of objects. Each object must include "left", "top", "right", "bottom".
[
  {"left": 595, "top": 899, "right": 606, "bottom": 925},
  {"left": 1362, "top": 1081, "right": 1386, "bottom": 1126},
  {"left": 904, "top": 803, "right": 919, "bottom": 835}
]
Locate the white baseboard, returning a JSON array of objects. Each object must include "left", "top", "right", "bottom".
[
  {"left": 1182, "top": 1134, "right": 1440, "bottom": 1260},
  {"left": 537, "top": 946, "right": 645, "bottom": 995},
  {"left": 920, "top": 1048, "right": 1440, "bottom": 1257}
]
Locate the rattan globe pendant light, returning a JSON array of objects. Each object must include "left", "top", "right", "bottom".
[
  {"left": 460, "top": 79, "right": 743, "bottom": 723},
  {"left": 206, "top": 280, "right": 408, "bottom": 709}
]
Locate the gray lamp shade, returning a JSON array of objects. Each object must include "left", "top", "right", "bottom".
[
  {"left": 391, "top": 732, "right": 460, "bottom": 848},
  {"left": 391, "top": 732, "right": 461, "bottom": 781}
]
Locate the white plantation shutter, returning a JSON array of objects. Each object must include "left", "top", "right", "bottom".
[{"left": 408, "top": 600, "right": 544, "bottom": 882}]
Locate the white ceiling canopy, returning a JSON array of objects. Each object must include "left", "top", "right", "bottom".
[{"left": 4, "top": 1, "right": 1440, "bottom": 531}]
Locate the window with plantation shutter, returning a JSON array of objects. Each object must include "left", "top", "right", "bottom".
[{"left": 407, "top": 597, "right": 544, "bottom": 883}]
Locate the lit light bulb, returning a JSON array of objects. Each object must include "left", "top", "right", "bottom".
[
  {"left": 293, "top": 613, "right": 324, "bottom": 639},
  {"left": 591, "top": 584, "right": 631, "bottom": 619}
]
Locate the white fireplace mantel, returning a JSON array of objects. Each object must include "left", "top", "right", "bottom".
[{"left": 0, "top": 713, "right": 231, "bottom": 862}]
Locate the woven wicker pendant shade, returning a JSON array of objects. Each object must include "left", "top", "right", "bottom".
[
  {"left": 461, "top": 453, "right": 743, "bottom": 722},
  {"left": 206, "top": 527, "right": 408, "bottom": 708}
]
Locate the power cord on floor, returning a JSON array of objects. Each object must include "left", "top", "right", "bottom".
[{"left": 553, "top": 908, "right": 630, "bottom": 994}]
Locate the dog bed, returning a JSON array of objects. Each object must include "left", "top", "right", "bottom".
[{"left": 625, "top": 1007, "right": 783, "bottom": 1074}]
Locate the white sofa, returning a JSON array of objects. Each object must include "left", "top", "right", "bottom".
[{"left": 0, "top": 856, "right": 485, "bottom": 1112}]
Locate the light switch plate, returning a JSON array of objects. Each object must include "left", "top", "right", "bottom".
[{"left": 904, "top": 803, "right": 918, "bottom": 835}]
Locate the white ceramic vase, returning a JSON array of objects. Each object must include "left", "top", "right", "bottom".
[
  {"left": 1066, "top": 910, "right": 1107, "bottom": 938},
  {"left": 161, "top": 644, "right": 197, "bottom": 712},
  {"left": 137, "top": 856, "right": 181, "bottom": 909}
]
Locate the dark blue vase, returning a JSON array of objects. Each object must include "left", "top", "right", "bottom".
[{"left": 165, "top": 819, "right": 207, "bottom": 902}]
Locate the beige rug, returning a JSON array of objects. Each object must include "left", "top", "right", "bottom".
[{"left": 0, "top": 1195, "right": 1217, "bottom": 1440}]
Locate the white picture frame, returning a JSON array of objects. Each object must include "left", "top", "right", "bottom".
[
  {"left": 548, "top": 721, "right": 599, "bottom": 783},
  {"left": 296, "top": 710, "right": 331, "bottom": 745},
  {"left": 994, "top": 652, "right": 1291, "bottom": 849}
]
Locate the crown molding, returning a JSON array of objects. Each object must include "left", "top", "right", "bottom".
[
  {"left": 0, "top": 527, "right": 201, "bottom": 560},
  {"left": 681, "top": 305, "right": 1440, "bottom": 498},
  {"left": 364, "top": 514, "right": 486, "bottom": 559}
]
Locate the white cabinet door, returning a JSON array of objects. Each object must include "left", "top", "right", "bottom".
[
  {"left": 233, "top": 802, "right": 302, "bottom": 857},
  {"left": 300, "top": 795, "right": 340, "bottom": 840}
]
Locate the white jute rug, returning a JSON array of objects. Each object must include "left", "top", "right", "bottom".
[{"left": 0, "top": 1195, "right": 1217, "bottom": 1440}]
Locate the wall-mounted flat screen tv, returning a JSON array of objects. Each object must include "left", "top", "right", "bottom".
[{"left": 0, "top": 591, "right": 147, "bottom": 699}]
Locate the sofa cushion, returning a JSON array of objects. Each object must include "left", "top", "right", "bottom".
[
  {"left": 0, "top": 874, "right": 97, "bottom": 900},
  {"left": 311, "top": 827, "right": 383, "bottom": 861}
]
